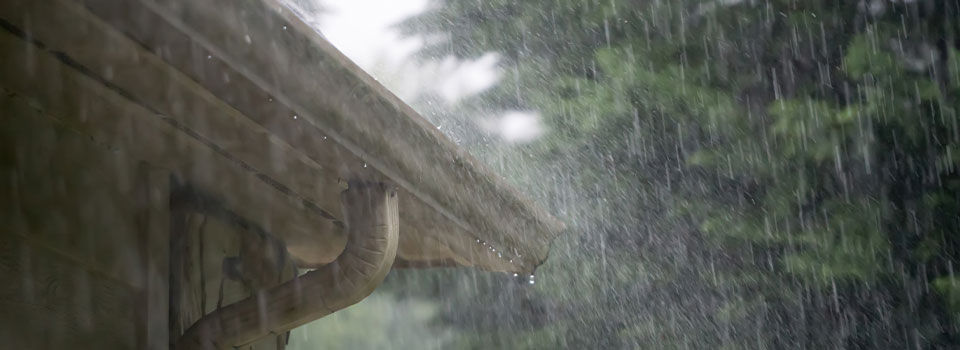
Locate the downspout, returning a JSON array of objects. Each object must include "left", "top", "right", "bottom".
[{"left": 175, "top": 181, "right": 399, "bottom": 349}]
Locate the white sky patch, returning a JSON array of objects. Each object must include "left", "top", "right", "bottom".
[
  {"left": 282, "top": 0, "right": 542, "bottom": 143},
  {"left": 284, "top": 0, "right": 502, "bottom": 105},
  {"left": 484, "top": 111, "right": 544, "bottom": 144},
  {"left": 313, "top": 0, "right": 427, "bottom": 70},
  {"left": 433, "top": 53, "right": 502, "bottom": 102}
]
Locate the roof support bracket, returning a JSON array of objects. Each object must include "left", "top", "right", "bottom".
[{"left": 175, "top": 181, "right": 399, "bottom": 349}]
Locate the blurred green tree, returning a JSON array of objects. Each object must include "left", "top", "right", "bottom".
[{"left": 398, "top": 0, "right": 960, "bottom": 348}]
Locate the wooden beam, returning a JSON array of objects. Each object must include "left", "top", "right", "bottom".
[{"left": 134, "top": 162, "right": 171, "bottom": 350}]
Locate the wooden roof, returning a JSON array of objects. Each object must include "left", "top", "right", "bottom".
[{"left": 0, "top": 0, "right": 562, "bottom": 273}]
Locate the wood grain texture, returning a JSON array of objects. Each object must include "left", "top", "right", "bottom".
[{"left": 0, "top": 91, "right": 166, "bottom": 349}]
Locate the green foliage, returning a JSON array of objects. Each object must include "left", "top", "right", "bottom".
[
  {"left": 782, "top": 200, "right": 889, "bottom": 285},
  {"left": 934, "top": 277, "right": 960, "bottom": 316},
  {"left": 289, "top": 293, "right": 453, "bottom": 349},
  {"left": 401, "top": 0, "right": 960, "bottom": 348}
]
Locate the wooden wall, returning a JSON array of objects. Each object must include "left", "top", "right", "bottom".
[
  {"left": 0, "top": 52, "right": 297, "bottom": 350},
  {"left": 0, "top": 88, "right": 169, "bottom": 348}
]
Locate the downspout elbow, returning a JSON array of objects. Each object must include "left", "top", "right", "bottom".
[{"left": 175, "top": 182, "right": 399, "bottom": 349}]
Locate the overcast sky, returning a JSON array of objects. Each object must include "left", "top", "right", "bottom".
[{"left": 283, "top": 0, "right": 543, "bottom": 143}]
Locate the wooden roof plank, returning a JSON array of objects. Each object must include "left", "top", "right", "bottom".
[{"left": 0, "top": 0, "right": 563, "bottom": 273}]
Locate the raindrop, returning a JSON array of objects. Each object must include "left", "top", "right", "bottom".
[
  {"left": 244, "top": 34, "right": 252, "bottom": 44},
  {"left": 283, "top": 25, "right": 288, "bottom": 30}
]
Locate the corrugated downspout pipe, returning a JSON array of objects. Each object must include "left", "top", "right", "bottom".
[{"left": 175, "top": 181, "right": 399, "bottom": 349}]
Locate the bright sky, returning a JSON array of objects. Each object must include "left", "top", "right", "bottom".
[{"left": 282, "top": 0, "right": 543, "bottom": 143}]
